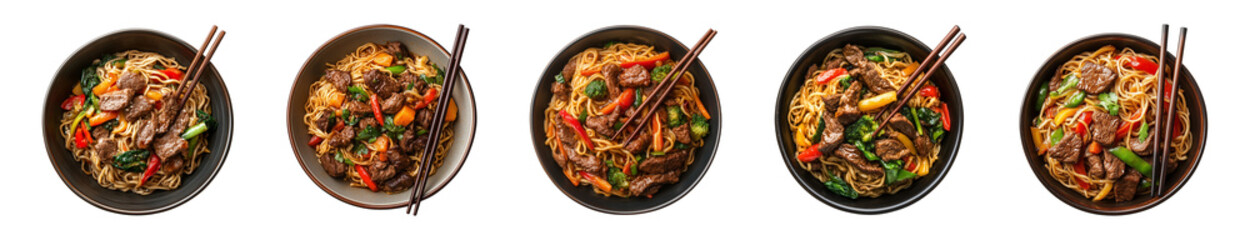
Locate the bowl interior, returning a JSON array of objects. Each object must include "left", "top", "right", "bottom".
[
  {"left": 528, "top": 26, "right": 721, "bottom": 214},
  {"left": 1018, "top": 34, "right": 1207, "bottom": 215},
  {"left": 287, "top": 25, "right": 476, "bottom": 209},
  {"left": 42, "top": 29, "right": 233, "bottom": 215},
  {"left": 774, "top": 26, "right": 964, "bottom": 214}
]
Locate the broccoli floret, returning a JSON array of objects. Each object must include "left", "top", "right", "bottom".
[
  {"left": 583, "top": 80, "right": 608, "bottom": 100},
  {"left": 690, "top": 114, "right": 709, "bottom": 139},
  {"left": 666, "top": 105, "right": 684, "bottom": 127},
  {"left": 845, "top": 115, "right": 879, "bottom": 143},
  {"left": 651, "top": 64, "right": 672, "bottom": 83}
]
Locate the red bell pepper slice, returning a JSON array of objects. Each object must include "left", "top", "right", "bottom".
[
  {"left": 139, "top": 154, "right": 161, "bottom": 186},
  {"left": 559, "top": 110, "right": 596, "bottom": 149},
  {"left": 796, "top": 144, "right": 822, "bottom": 162},
  {"left": 938, "top": 103, "right": 951, "bottom": 131},
  {"left": 1120, "top": 56, "right": 1159, "bottom": 74},
  {"left": 369, "top": 94, "right": 384, "bottom": 125},
  {"left": 620, "top": 52, "right": 670, "bottom": 69},
  {"left": 61, "top": 95, "right": 85, "bottom": 110},
  {"left": 307, "top": 136, "right": 324, "bottom": 147},
  {"left": 918, "top": 85, "right": 940, "bottom": 98},
  {"left": 413, "top": 88, "right": 439, "bottom": 109},
  {"left": 815, "top": 68, "right": 848, "bottom": 84},
  {"left": 1073, "top": 157, "right": 1090, "bottom": 190},
  {"left": 158, "top": 69, "right": 184, "bottom": 81},
  {"left": 355, "top": 164, "right": 378, "bottom": 192}
]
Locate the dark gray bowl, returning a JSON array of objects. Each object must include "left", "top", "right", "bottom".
[
  {"left": 42, "top": 29, "right": 234, "bottom": 215},
  {"left": 774, "top": 26, "right": 964, "bottom": 214},
  {"left": 287, "top": 24, "right": 476, "bottom": 209},
  {"left": 529, "top": 25, "right": 721, "bottom": 214},
  {"left": 1018, "top": 33, "right": 1207, "bottom": 215}
]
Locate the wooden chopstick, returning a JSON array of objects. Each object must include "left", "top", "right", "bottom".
[
  {"left": 870, "top": 32, "right": 966, "bottom": 137},
  {"left": 872, "top": 26, "right": 960, "bottom": 121},
  {"left": 161, "top": 27, "right": 224, "bottom": 134},
  {"left": 1149, "top": 24, "right": 1170, "bottom": 197},
  {"left": 617, "top": 30, "right": 717, "bottom": 145},
  {"left": 407, "top": 25, "right": 469, "bottom": 216},
  {"left": 1154, "top": 27, "right": 1187, "bottom": 196},
  {"left": 611, "top": 29, "right": 716, "bottom": 140}
]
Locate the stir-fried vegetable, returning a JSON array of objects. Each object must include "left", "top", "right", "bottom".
[
  {"left": 810, "top": 115, "right": 826, "bottom": 143},
  {"left": 1063, "top": 91, "right": 1086, "bottom": 108},
  {"left": 607, "top": 167, "right": 629, "bottom": 189},
  {"left": 918, "top": 85, "right": 940, "bottom": 98},
  {"left": 1098, "top": 93, "right": 1119, "bottom": 116},
  {"left": 583, "top": 80, "right": 608, "bottom": 100},
  {"left": 651, "top": 114, "right": 663, "bottom": 152},
  {"left": 824, "top": 172, "right": 858, "bottom": 199},
  {"left": 1120, "top": 56, "right": 1159, "bottom": 74},
  {"left": 559, "top": 110, "right": 595, "bottom": 149},
  {"left": 88, "top": 111, "right": 118, "bottom": 126},
  {"left": 385, "top": 65, "right": 406, "bottom": 75},
  {"left": 383, "top": 116, "right": 406, "bottom": 140},
  {"left": 882, "top": 160, "right": 917, "bottom": 184},
  {"left": 355, "top": 164, "right": 378, "bottom": 191},
  {"left": 858, "top": 91, "right": 896, "bottom": 112},
  {"left": 372, "top": 53, "right": 393, "bottom": 67},
  {"left": 621, "top": 52, "right": 669, "bottom": 69},
  {"left": 1050, "top": 74, "right": 1079, "bottom": 96},
  {"left": 1137, "top": 122, "right": 1150, "bottom": 143},
  {"left": 865, "top": 55, "right": 885, "bottom": 62},
  {"left": 666, "top": 105, "right": 685, "bottom": 127},
  {"left": 1035, "top": 84, "right": 1049, "bottom": 111},
  {"left": 1049, "top": 128, "right": 1065, "bottom": 146},
  {"left": 181, "top": 110, "right": 216, "bottom": 140},
  {"left": 579, "top": 171, "right": 612, "bottom": 192},
  {"left": 1073, "top": 157, "right": 1091, "bottom": 189},
  {"left": 1108, "top": 147, "right": 1152, "bottom": 175},
  {"left": 139, "top": 154, "right": 161, "bottom": 186},
  {"left": 1054, "top": 108, "right": 1078, "bottom": 125},
  {"left": 853, "top": 141, "right": 880, "bottom": 161},
  {"left": 393, "top": 106, "right": 416, "bottom": 126},
  {"left": 815, "top": 68, "right": 848, "bottom": 85},
  {"left": 112, "top": 150, "right": 150, "bottom": 172},
  {"left": 61, "top": 95, "right": 85, "bottom": 110},
  {"left": 797, "top": 144, "right": 822, "bottom": 162},
  {"left": 690, "top": 113, "right": 709, "bottom": 139},
  {"left": 650, "top": 64, "right": 673, "bottom": 83},
  {"left": 845, "top": 116, "right": 878, "bottom": 143}
]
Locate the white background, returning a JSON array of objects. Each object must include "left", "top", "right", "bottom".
[{"left": 2, "top": 0, "right": 1243, "bottom": 239}]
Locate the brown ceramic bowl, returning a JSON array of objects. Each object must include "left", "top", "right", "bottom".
[
  {"left": 43, "top": 29, "right": 233, "bottom": 215},
  {"left": 1018, "top": 33, "right": 1207, "bottom": 215},
  {"left": 287, "top": 24, "right": 476, "bottom": 209}
]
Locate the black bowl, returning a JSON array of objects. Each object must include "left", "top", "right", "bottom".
[
  {"left": 774, "top": 26, "right": 964, "bottom": 214},
  {"left": 42, "top": 29, "right": 233, "bottom": 215},
  {"left": 528, "top": 25, "right": 721, "bottom": 214},
  {"left": 1018, "top": 33, "right": 1207, "bottom": 215}
]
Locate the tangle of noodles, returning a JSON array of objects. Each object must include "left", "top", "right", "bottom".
[
  {"left": 303, "top": 42, "right": 454, "bottom": 193},
  {"left": 787, "top": 45, "right": 945, "bottom": 198},
  {"left": 543, "top": 43, "right": 708, "bottom": 197},
  {"left": 1031, "top": 46, "right": 1191, "bottom": 201},
  {"left": 58, "top": 50, "right": 211, "bottom": 195}
]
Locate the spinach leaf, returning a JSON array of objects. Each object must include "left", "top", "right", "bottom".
[
  {"left": 112, "top": 150, "right": 149, "bottom": 172},
  {"left": 824, "top": 172, "right": 858, "bottom": 199}
]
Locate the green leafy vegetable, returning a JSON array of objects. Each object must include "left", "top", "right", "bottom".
[
  {"left": 650, "top": 64, "right": 673, "bottom": 83},
  {"left": 385, "top": 65, "right": 406, "bottom": 75},
  {"left": 347, "top": 86, "right": 369, "bottom": 102},
  {"left": 1137, "top": 122, "right": 1150, "bottom": 143},
  {"left": 354, "top": 125, "right": 382, "bottom": 141},
  {"left": 583, "top": 80, "right": 608, "bottom": 99},
  {"left": 853, "top": 141, "right": 880, "bottom": 161},
  {"left": 674, "top": 142, "right": 690, "bottom": 150},
  {"left": 883, "top": 160, "right": 917, "bottom": 184},
  {"left": 111, "top": 150, "right": 149, "bottom": 172},
  {"left": 865, "top": 55, "right": 885, "bottom": 62},
  {"left": 1099, "top": 92, "right": 1120, "bottom": 116},
  {"left": 383, "top": 116, "right": 406, "bottom": 140},
  {"left": 824, "top": 172, "right": 858, "bottom": 199},
  {"left": 554, "top": 73, "right": 565, "bottom": 84},
  {"left": 811, "top": 115, "right": 826, "bottom": 143}
]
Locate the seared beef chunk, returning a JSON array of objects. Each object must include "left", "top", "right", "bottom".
[
  {"left": 399, "top": 72, "right": 425, "bottom": 93},
  {"left": 168, "top": 107, "right": 195, "bottom": 137},
  {"left": 1129, "top": 130, "right": 1154, "bottom": 156},
  {"left": 153, "top": 133, "right": 187, "bottom": 160},
  {"left": 806, "top": 64, "right": 819, "bottom": 79},
  {"left": 817, "top": 112, "right": 845, "bottom": 154},
  {"left": 1102, "top": 151, "right": 1127, "bottom": 180},
  {"left": 913, "top": 134, "right": 934, "bottom": 157},
  {"left": 364, "top": 70, "right": 399, "bottom": 99},
  {"left": 1048, "top": 132, "right": 1082, "bottom": 164},
  {"left": 624, "top": 129, "right": 651, "bottom": 153},
  {"left": 1078, "top": 63, "right": 1117, "bottom": 94},
  {"left": 1047, "top": 73, "right": 1065, "bottom": 91},
  {"left": 584, "top": 108, "right": 620, "bottom": 135},
  {"left": 551, "top": 81, "right": 571, "bottom": 99},
  {"left": 135, "top": 119, "right": 156, "bottom": 149},
  {"left": 153, "top": 100, "right": 182, "bottom": 134},
  {"left": 672, "top": 123, "right": 692, "bottom": 144},
  {"left": 1113, "top": 170, "right": 1142, "bottom": 202},
  {"left": 358, "top": 115, "right": 378, "bottom": 129},
  {"left": 346, "top": 101, "right": 373, "bottom": 115},
  {"left": 601, "top": 64, "right": 623, "bottom": 98},
  {"left": 835, "top": 81, "right": 863, "bottom": 124},
  {"left": 416, "top": 108, "right": 434, "bottom": 129},
  {"left": 124, "top": 95, "right": 154, "bottom": 120},
  {"left": 326, "top": 69, "right": 351, "bottom": 92},
  {"left": 314, "top": 110, "right": 333, "bottom": 132},
  {"left": 875, "top": 139, "right": 910, "bottom": 160},
  {"left": 319, "top": 153, "right": 347, "bottom": 178},
  {"left": 388, "top": 145, "right": 412, "bottom": 172},
  {"left": 91, "top": 127, "right": 111, "bottom": 141},
  {"left": 823, "top": 58, "right": 845, "bottom": 72},
  {"left": 887, "top": 114, "right": 916, "bottom": 139},
  {"left": 380, "top": 93, "right": 404, "bottom": 114},
  {"left": 560, "top": 56, "right": 580, "bottom": 82},
  {"left": 568, "top": 150, "right": 603, "bottom": 177},
  {"left": 382, "top": 173, "right": 415, "bottom": 192},
  {"left": 844, "top": 44, "right": 869, "bottom": 68},
  {"left": 326, "top": 126, "right": 355, "bottom": 148},
  {"left": 117, "top": 71, "right": 147, "bottom": 93},
  {"left": 852, "top": 67, "right": 895, "bottom": 94},
  {"left": 1090, "top": 111, "right": 1119, "bottom": 146},
  {"left": 161, "top": 155, "right": 185, "bottom": 175},
  {"left": 1086, "top": 152, "right": 1105, "bottom": 179},
  {"left": 93, "top": 139, "right": 117, "bottom": 160},
  {"left": 98, "top": 89, "right": 135, "bottom": 111},
  {"left": 368, "top": 160, "right": 396, "bottom": 182},
  {"left": 381, "top": 42, "right": 405, "bottom": 58},
  {"left": 628, "top": 171, "right": 680, "bottom": 196},
  {"left": 833, "top": 144, "right": 883, "bottom": 175},
  {"left": 640, "top": 150, "right": 689, "bottom": 174},
  {"left": 618, "top": 64, "right": 651, "bottom": 88}
]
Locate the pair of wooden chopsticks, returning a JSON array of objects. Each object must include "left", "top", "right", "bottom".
[
  {"left": 610, "top": 29, "right": 717, "bottom": 145},
  {"left": 162, "top": 26, "right": 225, "bottom": 133},
  {"left": 1151, "top": 25, "right": 1187, "bottom": 197},
  {"left": 870, "top": 26, "right": 966, "bottom": 137},
  {"left": 406, "top": 24, "right": 469, "bottom": 216}
]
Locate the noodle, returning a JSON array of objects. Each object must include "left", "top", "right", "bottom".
[{"left": 58, "top": 51, "right": 210, "bottom": 195}]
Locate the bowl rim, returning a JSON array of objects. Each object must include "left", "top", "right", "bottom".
[
  {"left": 527, "top": 25, "right": 721, "bottom": 214},
  {"left": 286, "top": 24, "right": 478, "bottom": 209},
  {"left": 1017, "top": 32, "right": 1207, "bottom": 215},
  {"left": 773, "top": 25, "right": 964, "bottom": 214},
  {"left": 42, "top": 28, "right": 234, "bottom": 215}
]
